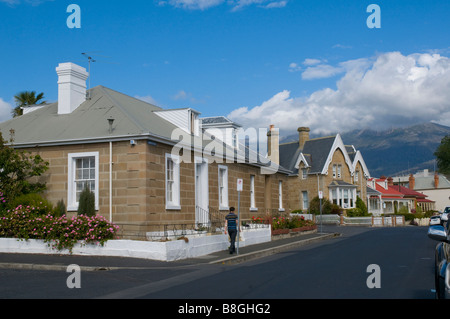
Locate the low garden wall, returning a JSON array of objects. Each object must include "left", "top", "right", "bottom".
[{"left": 0, "top": 225, "right": 272, "bottom": 262}]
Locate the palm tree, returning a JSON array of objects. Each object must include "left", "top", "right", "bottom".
[{"left": 12, "top": 91, "right": 46, "bottom": 117}]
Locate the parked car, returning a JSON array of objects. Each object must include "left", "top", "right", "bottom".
[
  {"left": 428, "top": 222, "right": 450, "bottom": 299},
  {"left": 441, "top": 206, "right": 450, "bottom": 225},
  {"left": 430, "top": 214, "right": 442, "bottom": 226}
]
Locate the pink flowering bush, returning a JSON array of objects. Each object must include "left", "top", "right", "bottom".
[{"left": 0, "top": 204, "right": 120, "bottom": 253}]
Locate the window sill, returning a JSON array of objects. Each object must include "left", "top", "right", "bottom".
[
  {"left": 166, "top": 204, "right": 181, "bottom": 210},
  {"left": 67, "top": 205, "right": 99, "bottom": 212}
]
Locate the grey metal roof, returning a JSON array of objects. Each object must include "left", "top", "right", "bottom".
[
  {"left": 201, "top": 116, "right": 242, "bottom": 128},
  {"left": 0, "top": 85, "right": 290, "bottom": 174},
  {"left": 367, "top": 186, "right": 381, "bottom": 195},
  {"left": 414, "top": 175, "right": 450, "bottom": 190},
  {"left": 0, "top": 86, "right": 182, "bottom": 146}
]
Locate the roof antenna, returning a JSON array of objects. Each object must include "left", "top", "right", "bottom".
[{"left": 82, "top": 52, "right": 96, "bottom": 99}]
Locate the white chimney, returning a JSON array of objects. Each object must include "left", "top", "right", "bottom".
[{"left": 56, "top": 62, "right": 89, "bottom": 115}]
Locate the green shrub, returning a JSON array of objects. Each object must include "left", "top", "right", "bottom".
[
  {"left": 355, "top": 197, "right": 368, "bottom": 215},
  {"left": 77, "top": 186, "right": 96, "bottom": 217},
  {"left": 309, "top": 196, "right": 334, "bottom": 215},
  {"left": 8, "top": 193, "right": 53, "bottom": 216},
  {"left": 54, "top": 199, "right": 66, "bottom": 217}
]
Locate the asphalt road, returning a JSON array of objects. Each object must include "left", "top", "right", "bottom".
[{"left": 0, "top": 226, "right": 437, "bottom": 301}]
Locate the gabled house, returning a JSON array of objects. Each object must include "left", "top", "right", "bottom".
[
  {"left": 406, "top": 170, "right": 450, "bottom": 211},
  {"left": 0, "top": 62, "right": 290, "bottom": 239},
  {"left": 279, "top": 127, "right": 371, "bottom": 213},
  {"left": 367, "top": 177, "right": 413, "bottom": 215}
]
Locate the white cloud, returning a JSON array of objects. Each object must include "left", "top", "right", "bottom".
[
  {"left": 159, "top": 0, "right": 224, "bottom": 10},
  {"left": 135, "top": 95, "right": 159, "bottom": 106},
  {"left": 302, "top": 58, "right": 322, "bottom": 66},
  {"left": 0, "top": 0, "right": 54, "bottom": 6},
  {"left": 228, "top": 51, "right": 450, "bottom": 136},
  {"left": 263, "top": 1, "right": 287, "bottom": 9},
  {"left": 288, "top": 62, "right": 301, "bottom": 72},
  {"left": 158, "top": 0, "right": 287, "bottom": 10},
  {"left": 301, "top": 64, "right": 344, "bottom": 80},
  {"left": 0, "top": 98, "right": 12, "bottom": 123}
]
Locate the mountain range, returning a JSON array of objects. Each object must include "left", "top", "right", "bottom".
[{"left": 280, "top": 122, "right": 450, "bottom": 178}]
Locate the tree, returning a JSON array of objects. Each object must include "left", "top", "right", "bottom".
[
  {"left": 0, "top": 132, "right": 49, "bottom": 201},
  {"left": 77, "top": 185, "right": 96, "bottom": 217},
  {"left": 12, "top": 91, "right": 46, "bottom": 118},
  {"left": 434, "top": 135, "right": 450, "bottom": 174}
]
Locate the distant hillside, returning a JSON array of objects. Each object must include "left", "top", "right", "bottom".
[{"left": 280, "top": 122, "right": 450, "bottom": 177}]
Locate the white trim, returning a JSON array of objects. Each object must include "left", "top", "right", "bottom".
[
  {"left": 250, "top": 174, "right": 256, "bottom": 210},
  {"left": 218, "top": 165, "right": 229, "bottom": 210},
  {"left": 294, "top": 153, "right": 310, "bottom": 169},
  {"left": 165, "top": 153, "right": 181, "bottom": 210},
  {"left": 352, "top": 150, "right": 371, "bottom": 178},
  {"left": 302, "top": 191, "right": 309, "bottom": 210},
  {"left": 278, "top": 180, "right": 284, "bottom": 211},
  {"left": 195, "top": 156, "right": 209, "bottom": 215},
  {"left": 67, "top": 152, "right": 99, "bottom": 212},
  {"left": 321, "top": 134, "right": 354, "bottom": 176}
]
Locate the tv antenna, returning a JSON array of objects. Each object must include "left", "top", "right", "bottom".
[{"left": 82, "top": 52, "right": 97, "bottom": 99}]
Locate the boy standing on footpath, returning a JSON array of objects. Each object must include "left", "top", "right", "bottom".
[{"left": 225, "top": 207, "right": 239, "bottom": 254}]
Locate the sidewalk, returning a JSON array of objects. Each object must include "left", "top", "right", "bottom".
[{"left": 0, "top": 231, "right": 340, "bottom": 271}]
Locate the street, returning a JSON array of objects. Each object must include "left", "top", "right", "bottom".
[{"left": 0, "top": 226, "right": 437, "bottom": 300}]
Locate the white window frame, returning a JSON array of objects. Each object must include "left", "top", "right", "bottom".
[
  {"left": 278, "top": 180, "right": 285, "bottom": 212},
  {"left": 250, "top": 175, "right": 257, "bottom": 211},
  {"left": 218, "top": 165, "right": 229, "bottom": 210},
  {"left": 302, "top": 168, "right": 308, "bottom": 179},
  {"left": 337, "top": 165, "right": 342, "bottom": 178},
  {"left": 332, "top": 165, "right": 337, "bottom": 178},
  {"left": 302, "top": 191, "right": 309, "bottom": 210},
  {"left": 165, "top": 153, "right": 181, "bottom": 210},
  {"left": 67, "top": 152, "right": 99, "bottom": 212}
]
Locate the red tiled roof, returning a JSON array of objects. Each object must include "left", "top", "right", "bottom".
[
  {"left": 395, "top": 185, "right": 428, "bottom": 199},
  {"left": 369, "top": 178, "right": 404, "bottom": 198}
]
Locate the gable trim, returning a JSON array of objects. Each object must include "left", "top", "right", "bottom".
[{"left": 320, "top": 134, "right": 354, "bottom": 175}]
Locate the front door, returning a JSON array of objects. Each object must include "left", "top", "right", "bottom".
[{"left": 195, "top": 159, "right": 209, "bottom": 225}]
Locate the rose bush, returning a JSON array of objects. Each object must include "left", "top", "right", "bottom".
[{"left": 0, "top": 201, "right": 119, "bottom": 253}]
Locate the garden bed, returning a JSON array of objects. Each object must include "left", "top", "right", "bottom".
[{"left": 272, "top": 225, "right": 318, "bottom": 240}]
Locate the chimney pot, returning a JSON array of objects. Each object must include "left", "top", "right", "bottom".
[
  {"left": 267, "top": 125, "right": 279, "bottom": 165},
  {"left": 298, "top": 127, "right": 310, "bottom": 149},
  {"left": 409, "top": 174, "right": 415, "bottom": 190},
  {"left": 387, "top": 176, "right": 394, "bottom": 186}
]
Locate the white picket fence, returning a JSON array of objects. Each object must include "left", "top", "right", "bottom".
[{"left": 312, "top": 214, "right": 406, "bottom": 227}]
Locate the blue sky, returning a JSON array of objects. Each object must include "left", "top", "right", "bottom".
[{"left": 1, "top": 0, "right": 450, "bottom": 136}]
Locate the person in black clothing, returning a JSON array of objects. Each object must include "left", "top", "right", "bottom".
[{"left": 225, "top": 207, "right": 239, "bottom": 254}]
